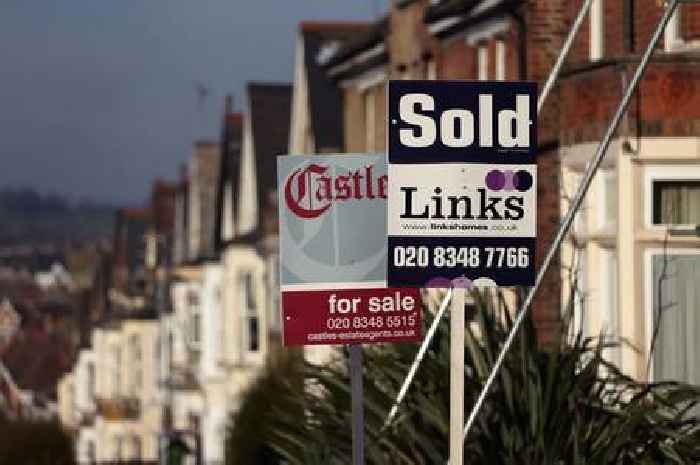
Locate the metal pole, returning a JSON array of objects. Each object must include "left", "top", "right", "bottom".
[
  {"left": 449, "top": 288, "right": 466, "bottom": 465},
  {"left": 459, "top": 0, "right": 681, "bottom": 450},
  {"left": 383, "top": 287, "right": 453, "bottom": 428},
  {"left": 349, "top": 344, "right": 365, "bottom": 465},
  {"left": 537, "top": 0, "right": 595, "bottom": 113}
]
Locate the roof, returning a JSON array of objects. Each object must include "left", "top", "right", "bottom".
[
  {"left": 424, "top": 0, "right": 523, "bottom": 39},
  {"left": 300, "top": 21, "right": 371, "bottom": 152},
  {"left": 248, "top": 83, "right": 292, "bottom": 237},
  {"left": 322, "top": 17, "right": 389, "bottom": 70},
  {"left": 424, "top": 0, "right": 479, "bottom": 23}
]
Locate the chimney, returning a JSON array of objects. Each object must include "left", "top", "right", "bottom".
[{"left": 224, "top": 94, "right": 234, "bottom": 114}]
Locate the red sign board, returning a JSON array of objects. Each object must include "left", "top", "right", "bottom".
[{"left": 282, "top": 288, "right": 422, "bottom": 346}]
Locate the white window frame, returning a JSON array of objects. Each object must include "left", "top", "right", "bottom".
[
  {"left": 571, "top": 247, "right": 588, "bottom": 337},
  {"left": 222, "top": 180, "right": 234, "bottom": 241},
  {"left": 596, "top": 169, "right": 617, "bottom": 230},
  {"left": 599, "top": 248, "right": 620, "bottom": 365},
  {"left": 643, "top": 165, "right": 700, "bottom": 231},
  {"left": 427, "top": 59, "right": 438, "bottom": 80},
  {"left": 590, "top": 0, "right": 604, "bottom": 61},
  {"left": 477, "top": 44, "right": 489, "bottom": 80},
  {"left": 495, "top": 40, "right": 506, "bottom": 81},
  {"left": 240, "top": 271, "right": 261, "bottom": 357},
  {"left": 187, "top": 287, "right": 202, "bottom": 349},
  {"left": 643, "top": 248, "right": 700, "bottom": 380},
  {"left": 129, "top": 334, "right": 142, "bottom": 393}
]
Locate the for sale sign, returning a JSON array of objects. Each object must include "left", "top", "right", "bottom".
[
  {"left": 278, "top": 154, "right": 422, "bottom": 346},
  {"left": 387, "top": 81, "right": 537, "bottom": 288}
]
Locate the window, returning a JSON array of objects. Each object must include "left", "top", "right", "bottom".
[
  {"left": 154, "top": 336, "right": 161, "bottom": 388},
  {"left": 130, "top": 335, "right": 142, "bottom": 392},
  {"left": 191, "top": 312, "right": 201, "bottom": 346},
  {"left": 86, "top": 441, "right": 96, "bottom": 464},
  {"left": 590, "top": 0, "right": 604, "bottom": 61},
  {"left": 240, "top": 272, "right": 259, "bottom": 352},
  {"left": 187, "top": 289, "right": 200, "bottom": 307},
  {"left": 603, "top": 171, "right": 618, "bottom": 225},
  {"left": 112, "top": 348, "right": 121, "bottom": 396},
  {"left": 188, "top": 289, "right": 201, "bottom": 346},
  {"left": 222, "top": 181, "right": 234, "bottom": 241},
  {"left": 131, "top": 436, "right": 142, "bottom": 460},
  {"left": 650, "top": 254, "right": 700, "bottom": 385},
  {"left": 652, "top": 180, "right": 700, "bottom": 226},
  {"left": 477, "top": 44, "right": 489, "bottom": 80},
  {"left": 87, "top": 362, "right": 95, "bottom": 402},
  {"left": 670, "top": 6, "right": 700, "bottom": 49},
  {"left": 571, "top": 248, "right": 587, "bottom": 337},
  {"left": 600, "top": 249, "right": 619, "bottom": 365},
  {"left": 114, "top": 436, "right": 123, "bottom": 461},
  {"left": 495, "top": 40, "right": 506, "bottom": 81}
]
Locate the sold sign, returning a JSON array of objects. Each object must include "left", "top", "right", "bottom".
[{"left": 387, "top": 81, "right": 538, "bottom": 288}]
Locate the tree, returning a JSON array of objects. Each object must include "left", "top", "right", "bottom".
[{"left": 226, "top": 290, "right": 700, "bottom": 464}]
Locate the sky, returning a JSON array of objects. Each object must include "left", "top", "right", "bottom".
[{"left": 0, "top": 0, "right": 388, "bottom": 205}]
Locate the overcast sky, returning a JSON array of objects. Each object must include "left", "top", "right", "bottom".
[{"left": 0, "top": 0, "right": 388, "bottom": 205}]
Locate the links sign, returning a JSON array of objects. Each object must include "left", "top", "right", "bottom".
[{"left": 388, "top": 81, "right": 537, "bottom": 288}]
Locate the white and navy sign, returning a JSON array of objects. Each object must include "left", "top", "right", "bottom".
[{"left": 387, "top": 81, "right": 537, "bottom": 288}]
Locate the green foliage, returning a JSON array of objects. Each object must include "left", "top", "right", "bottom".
[
  {"left": 225, "top": 290, "right": 700, "bottom": 465},
  {"left": 0, "top": 416, "right": 75, "bottom": 465}
]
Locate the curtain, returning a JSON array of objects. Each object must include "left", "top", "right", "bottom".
[
  {"left": 655, "top": 181, "right": 700, "bottom": 225},
  {"left": 652, "top": 255, "right": 700, "bottom": 386}
]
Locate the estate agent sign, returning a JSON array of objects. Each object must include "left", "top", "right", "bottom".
[
  {"left": 278, "top": 154, "right": 422, "bottom": 346},
  {"left": 387, "top": 81, "right": 538, "bottom": 288}
]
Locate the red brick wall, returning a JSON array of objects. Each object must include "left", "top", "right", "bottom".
[
  {"left": 636, "top": 0, "right": 664, "bottom": 52},
  {"left": 566, "top": 0, "right": 590, "bottom": 65},
  {"left": 526, "top": 0, "right": 568, "bottom": 342},
  {"left": 388, "top": 0, "right": 440, "bottom": 79},
  {"left": 681, "top": 4, "right": 700, "bottom": 41},
  {"left": 439, "top": 38, "right": 474, "bottom": 79},
  {"left": 560, "top": 62, "right": 700, "bottom": 145}
]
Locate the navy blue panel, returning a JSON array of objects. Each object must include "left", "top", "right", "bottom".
[
  {"left": 387, "top": 236, "right": 536, "bottom": 287},
  {"left": 388, "top": 80, "right": 537, "bottom": 164}
]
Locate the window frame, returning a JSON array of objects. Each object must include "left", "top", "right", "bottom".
[
  {"left": 644, "top": 165, "right": 700, "bottom": 230},
  {"left": 495, "top": 39, "right": 506, "bottom": 81},
  {"left": 643, "top": 248, "right": 700, "bottom": 380},
  {"left": 589, "top": 0, "right": 605, "bottom": 61},
  {"left": 477, "top": 44, "right": 489, "bottom": 81},
  {"left": 240, "top": 270, "right": 261, "bottom": 356}
]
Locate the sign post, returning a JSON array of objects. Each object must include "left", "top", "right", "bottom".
[
  {"left": 349, "top": 344, "right": 365, "bottom": 465},
  {"left": 449, "top": 288, "right": 465, "bottom": 465},
  {"left": 278, "top": 154, "right": 424, "bottom": 465},
  {"left": 387, "top": 81, "right": 538, "bottom": 463}
]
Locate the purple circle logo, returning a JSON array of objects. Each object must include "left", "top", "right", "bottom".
[{"left": 486, "top": 169, "right": 533, "bottom": 192}]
